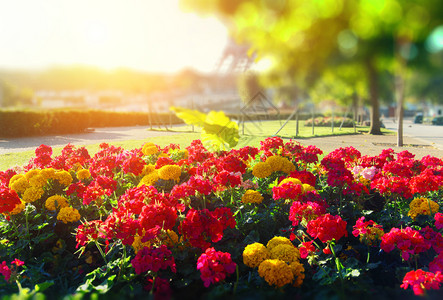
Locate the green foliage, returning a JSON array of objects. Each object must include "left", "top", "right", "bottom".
[
  {"left": 304, "top": 117, "right": 355, "bottom": 128},
  {"left": 171, "top": 107, "right": 239, "bottom": 150}
]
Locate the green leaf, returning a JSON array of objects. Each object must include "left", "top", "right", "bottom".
[
  {"left": 170, "top": 106, "right": 207, "bottom": 127},
  {"left": 35, "top": 281, "right": 54, "bottom": 292}
]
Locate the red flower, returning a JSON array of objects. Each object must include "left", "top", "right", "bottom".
[
  {"left": 289, "top": 201, "right": 327, "bottom": 226},
  {"left": 272, "top": 182, "right": 304, "bottom": 201},
  {"left": 0, "top": 261, "right": 11, "bottom": 282},
  {"left": 429, "top": 253, "right": 443, "bottom": 274},
  {"left": 380, "top": 227, "right": 430, "bottom": 261},
  {"left": 307, "top": 214, "right": 348, "bottom": 243},
  {"left": 435, "top": 212, "right": 443, "bottom": 230},
  {"left": 0, "top": 185, "right": 22, "bottom": 214},
  {"left": 122, "top": 155, "right": 145, "bottom": 176},
  {"left": 197, "top": 247, "right": 236, "bottom": 288},
  {"left": 131, "top": 245, "right": 176, "bottom": 275},
  {"left": 400, "top": 269, "right": 443, "bottom": 296},
  {"left": 299, "top": 241, "right": 317, "bottom": 259}
]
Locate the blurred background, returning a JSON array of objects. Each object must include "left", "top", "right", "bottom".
[{"left": 1, "top": 0, "right": 443, "bottom": 132}]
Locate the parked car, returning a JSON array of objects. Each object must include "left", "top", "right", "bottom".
[
  {"left": 414, "top": 114, "right": 423, "bottom": 124},
  {"left": 432, "top": 116, "right": 443, "bottom": 125}
]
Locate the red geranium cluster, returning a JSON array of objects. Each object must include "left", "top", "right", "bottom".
[
  {"left": 0, "top": 184, "right": 21, "bottom": 214},
  {"left": 321, "top": 147, "right": 368, "bottom": 196},
  {"left": 289, "top": 201, "right": 327, "bottom": 226},
  {"left": 380, "top": 227, "right": 431, "bottom": 261},
  {"left": 196, "top": 247, "right": 236, "bottom": 287},
  {"left": 272, "top": 182, "right": 304, "bottom": 201},
  {"left": 435, "top": 212, "right": 443, "bottom": 230},
  {"left": 298, "top": 241, "right": 318, "bottom": 259},
  {"left": 306, "top": 213, "right": 348, "bottom": 243},
  {"left": 400, "top": 269, "right": 443, "bottom": 296},
  {"left": 131, "top": 245, "right": 176, "bottom": 275},
  {"left": 0, "top": 259, "right": 24, "bottom": 282},
  {"left": 179, "top": 208, "right": 236, "bottom": 250}
]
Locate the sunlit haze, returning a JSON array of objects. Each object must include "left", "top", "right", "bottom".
[{"left": 0, "top": 0, "right": 229, "bottom": 73}]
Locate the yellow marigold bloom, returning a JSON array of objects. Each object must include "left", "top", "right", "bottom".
[
  {"left": 54, "top": 171, "right": 73, "bottom": 186},
  {"left": 282, "top": 159, "right": 296, "bottom": 173},
  {"left": 157, "top": 229, "right": 179, "bottom": 248},
  {"left": 158, "top": 165, "right": 181, "bottom": 182},
  {"left": 28, "top": 174, "right": 47, "bottom": 188},
  {"left": 138, "top": 171, "right": 159, "bottom": 187},
  {"left": 265, "top": 155, "right": 288, "bottom": 173},
  {"left": 40, "top": 168, "right": 56, "bottom": 181},
  {"left": 252, "top": 162, "right": 272, "bottom": 178},
  {"left": 9, "top": 175, "right": 29, "bottom": 194},
  {"left": 242, "top": 190, "right": 264, "bottom": 204},
  {"left": 25, "top": 169, "right": 41, "bottom": 180},
  {"left": 142, "top": 143, "right": 159, "bottom": 156},
  {"left": 141, "top": 164, "right": 156, "bottom": 176},
  {"left": 22, "top": 187, "right": 44, "bottom": 203},
  {"left": 76, "top": 169, "right": 91, "bottom": 181},
  {"left": 279, "top": 177, "right": 302, "bottom": 186},
  {"left": 408, "top": 197, "right": 439, "bottom": 220},
  {"left": 258, "top": 259, "right": 294, "bottom": 288},
  {"left": 243, "top": 243, "right": 271, "bottom": 268},
  {"left": 302, "top": 184, "right": 315, "bottom": 193},
  {"left": 266, "top": 236, "right": 293, "bottom": 251},
  {"left": 45, "top": 195, "right": 69, "bottom": 211},
  {"left": 57, "top": 207, "right": 81, "bottom": 224},
  {"left": 158, "top": 153, "right": 169, "bottom": 158},
  {"left": 9, "top": 202, "right": 26, "bottom": 215},
  {"left": 289, "top": 261, "right": 305, "bottom": 287},
  {"left": 270, "top": 244, "right": 300, "bottom": 263}
]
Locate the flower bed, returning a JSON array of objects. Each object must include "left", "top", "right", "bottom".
[{"left": 0, "top": 137, "right": 442, "bottom": 299}]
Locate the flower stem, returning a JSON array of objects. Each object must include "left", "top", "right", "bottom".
[
  {"left": 95, "top": 241, "right": 108, "bottom": 265},
  {"left": 233, "top": 265, "right": 239, "bottom": 295}
]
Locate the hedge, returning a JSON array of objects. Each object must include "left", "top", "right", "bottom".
[{"left": 0, "top": 109, "right": 183, "bottom": 138}]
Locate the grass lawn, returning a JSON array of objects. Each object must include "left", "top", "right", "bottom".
[{"left": 0, "top": 120, "right": 393, "bottom": 171}]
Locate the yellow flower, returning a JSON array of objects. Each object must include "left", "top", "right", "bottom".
[
  {"left": 243, "top": 243, "right": 271, "bottom": 268},
  {"left": 241, "top": 190, "right": 264, "bottom": 204},
  {"left": 138, "top": 170, "right": 159, "bottom": 187},
  {"left": 141, "top": 164, "right": 156, "bottom": 176},
  {"left": 28, "top": 174, "right": 47, "bottom": 188},
  {"left": 45, "top": 195, "right": 69, "bottom": 211},
  {"left": 54, "top": 171, "right": 73, "bottom": 186},
  {"left": 266, "top": 236, "right": 293, "bottom": 252},
  {"left": 289, "top": 261, "right": 305, "bottom": 287},
  {"left": 252, "top": 162, "right": 272, "bottom": 178},
  {"left": 158, "top": 165, "right": 181, "bottom": 182},
  {"left": 302, "top": 184, "right": 315, "bottom": 193},
  {"left": 258, "top": 259, "right": 294, "bottom": 288},
  {"left": 40, "top": 168, "right": 56, "bottom": 181},
  {"left": 57, "top": 207, "right": 81, "bottom": 224},
  {"left": 281, "top": 161, "right": 296, "bottom": 174},
  {"left": 25, "top": 169, "right": 41, "bottom": 180},
  {"left": 270, "top": 244, "right": 300, "bottom": 263},
  {"left": 22, "top": 187, "right": 44, "bottom": 203},
  {"left": 265, "top": 155, "right": 287, "bottom": 173},
  {"left": 9, "top": 175, "right": 29, "bottom": 194},
  {"left": 76, "top": 169, "right": 91, "bottom": 181},
  {"left": 142, "top": 142, "right": 159, "bottom": 156},
  {"left": 407, "top": 197, "right": 439, "bottom": 220}
]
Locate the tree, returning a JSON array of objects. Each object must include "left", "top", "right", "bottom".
[{"left": 182, "top": 0, "right": 443, "bottom": 136}]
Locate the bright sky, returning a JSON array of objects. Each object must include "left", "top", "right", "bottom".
[{"left": 0, "top": 0, "right": 229, "bottom": 73}]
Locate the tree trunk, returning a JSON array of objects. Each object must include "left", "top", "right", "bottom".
[
  {"left": 366, "top": 59, "right": 382, "bottom": 135},
  {"left": 396, "top": 75, "right": 405, "bottom": 146}
]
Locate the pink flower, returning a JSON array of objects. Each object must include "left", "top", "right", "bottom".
[
  {"left": 197, "top": 247, "right": 236, "bottom": 288},
  {"left": 0, "top": 261, "right": 11, "bottom": 282}
]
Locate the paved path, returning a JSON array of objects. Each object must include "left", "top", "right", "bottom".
[{"left": 1, "top": 122, "right": 442, "bottom": 160}]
